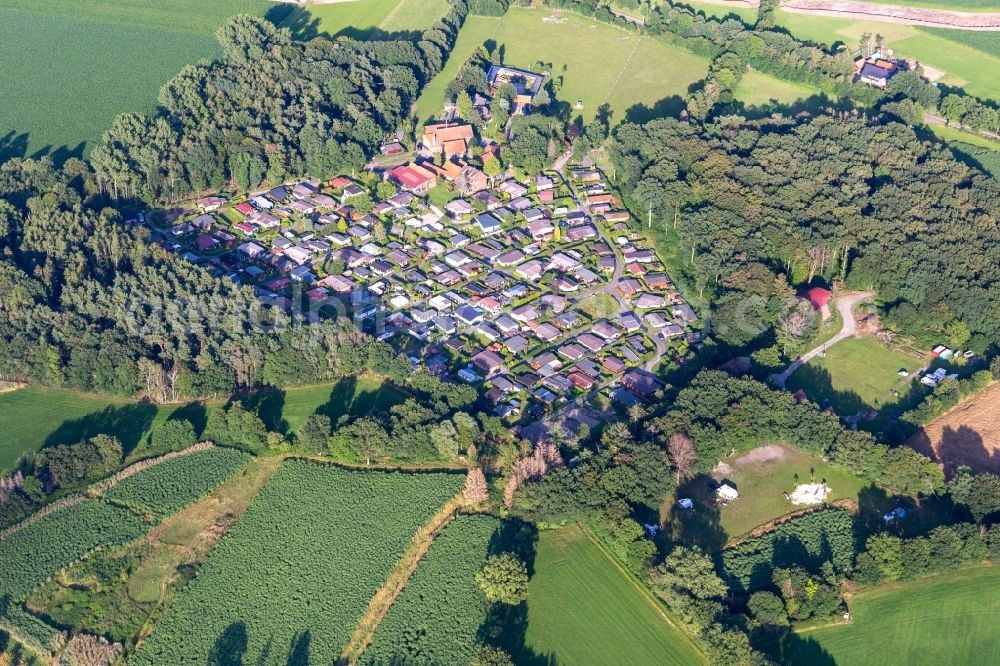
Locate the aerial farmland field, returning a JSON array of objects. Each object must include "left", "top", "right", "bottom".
[
  {"left": 130, "top": 461, "right": 465, "bottom": 665},
  {"left": 282, "top": 0, "right": 451, "bottom": 40},
  {"left": 0, "top": 0, "right": 286, "bottom": 162}
]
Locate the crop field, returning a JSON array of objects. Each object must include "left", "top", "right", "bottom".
[
  {"left": 0, "top": 499, "right": 147, "bottom": 602},
  {"left": 921, "top": 27, "right": 1000, "bottom": 58},
  {"left": 130, "top": 460, "right": 465, "bottom": 665},
  {"left": 504, "top": 524, "right": 704, "bottom": 665},
  {"left": 103, "top": 447, "right": 251, "bottom": 517},
  {"left": 772, "top": 11, "right": 1000, "bottom": 102},
  {"left": 721, "top": 508, "right": 855, "bottom": 591},
  {"left": 785, "top": 336, "right": 924, "bottom": 417},
  {"left": 0, "top": 0, "right": 284, "bottom": 163},
  {"left": 361, "top": 515, "right": 502, "bottom": 664},
  {"left": 416, "top": 8, "right": 709, "bottom": 123},
  {"left": 776, "top": 566, "right": 1000, "bottom": 665},
  {"left": 281, "top": 0, "right": 450, "bottom": 40}
]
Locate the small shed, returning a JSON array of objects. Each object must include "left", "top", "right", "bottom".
[{"left": 677, "top": 498, "right": 694, "bottom": 510}]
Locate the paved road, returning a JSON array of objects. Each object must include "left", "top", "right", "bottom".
[{"left": 771, "top": 291, "right": 875, "bottom": 388}]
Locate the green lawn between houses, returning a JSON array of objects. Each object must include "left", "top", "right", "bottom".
[
  {"left": 415, "top": 7, "right": 710, "bottom": 124},
  {"left": 785, "top": 336, "right": 925, "bottom": 418},
  {"left": 0, "top": 377, "right": 406, "bottom": 472},
  {"left": 504, "top": 523, "right": 706, "bottom": 665},
  {"left": 0, "top": 0, "right": 285, "bottom": 163},
  {"left": 772, "top": 565, "right": 1000, "bottom": 665}
]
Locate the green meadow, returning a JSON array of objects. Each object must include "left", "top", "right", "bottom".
[
  {"left": 504, "top": 524, "right": 705, "bottom": 665},
  {"left": 417, "top": 7, "right": 709, "bottom": 123},
  {"left": 0, "top": 377, "right": 405, "bottom": 472},
  {"left": 775, "top": 566, "right": 1000, "bottom": 665},
  {"left": 0, "top": 0, "right": 285, "bottom": 162},
  {"left": 281, "top": 0, "right": 451, "bottom": 40}
]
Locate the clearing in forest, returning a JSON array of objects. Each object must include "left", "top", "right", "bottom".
[
  {"left": 129, "top": 461, "right": 465, "bottom": 665},
  {"left": 281, "top": 0, "right": 450, "bottom": 40},
  {"left": 502, "top": 523, "right": 705, "bottom": 665},
  {"left": 774, "top": 565, "right": 1000, "bottom": 665},
  {"left": 663, "top": 444, "right": 869, "bottom": 543}
]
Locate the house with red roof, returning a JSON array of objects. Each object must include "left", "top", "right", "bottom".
[
  {"left": 422, "top": 123, "right": 475, "bottom": 158},
  {"left": 388, "top": 163, "right": 437, "bottom": 195}
]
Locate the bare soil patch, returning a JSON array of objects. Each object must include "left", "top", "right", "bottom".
[
  {"left": 907, "top": 382, "right": 1000, "bottom": 476},
  {"left": 734, "top": 444, "right": 789, "bottom": 466},
  {"left": 781, "top": 0, "right": 1000, "bottom": 29}
]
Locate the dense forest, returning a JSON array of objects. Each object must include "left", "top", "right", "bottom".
[
  {"left": 612, "top": 113, "right": 1000, "bottom": 353},
  {"left": 91, "top": 5, "right": 470, "bottom": 201}
]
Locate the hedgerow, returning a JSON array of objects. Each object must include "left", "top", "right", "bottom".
[
  {"left": 130, "top": 460, "right": 465, "bottom": 665},
  {"left": 0, "top": 500, "right": 147, "bottom": 601},
  {"left": 721, "top": 509, "right": 855, "bottom": 592},
  {"left": 0, "top": 600, "right": 63, "bottom": 656},
  {"left": 102, "top": 447, "right": 250, "bottom": 516},
  {"left": 361, "top": 515, "right": 502, "bottom": 665}
]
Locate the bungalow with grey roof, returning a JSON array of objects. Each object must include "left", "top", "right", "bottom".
[
  {"left": 577, "top": 333, "right": 604, "bottom": 352},
  {"left": 475, "top": 213, "right": 502, "bottom": 236},
  {"left": 473, "top": 350, "right": 504, "bottom": 378}
]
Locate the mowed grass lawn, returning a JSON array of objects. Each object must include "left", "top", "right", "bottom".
[
  {"left": 0, "top": 377, "right": 406, "bottom": 471},
  {"left": 663, "top": 444, "right": 869, "bottom": 541},
  {"left": 504, "top": 524, "right": 705, "bottom": 665},
  {"left": 0, "top": 0, "right": 283, "bottom": 162},
  {"left": 0, "top": 387, "right": 186, "bottom": 471},
  {"left": 733, "top": 69, "right": 823, "bottom": 107},
  {"left": 417, "top": 8, "right": 709, "bottom": 123},
  {"left": 786, "top": 336, "right": 924, "bottom": 416},
  {"left": 281, "top": 0, "right": 450, "bottom": 40},
  {"left": 776, "top": 566, "right": 1000, "bottom": 665},
  {"left": 773, "top": 12, "right": 1000, "bottom": 102}
]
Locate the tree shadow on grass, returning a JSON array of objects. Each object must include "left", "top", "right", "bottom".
[
  {"left": 167, "top": 401, "right": 209, "bottom": 439},
  {"left": 0, "top": 130, "right": 86, "bottom": 166},
  {"left": 240, "top": 388, "right": 288, "bottom": 434},
  {"left": 754, "top": 629, "right": 839, "bottom": 666},
  {"left": 786, "top": 364, "right": 868, "bottom": 419},
  {"left": 43, "top": 401, "right": 158, "bottom": 456},
  {"left": 623, "top": 96, "right": 687, "bottom": 125},
  {"left": 663, "top": 474, "right": 727, "bottom": 555},
  {"left": 316, "top": 376, "right": 359, "bottom": 426}
]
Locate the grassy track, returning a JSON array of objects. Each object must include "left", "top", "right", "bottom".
[
  {"left": 504, "top": 523, "right": 705, "bottom": 665},
  {"left": 786, "top": 336, "right": 924, "bottom": 416},
  {"left": 416, "top": 16, "right": 502, "bottom": 121},
  {"left": 0, "top": 0, "right": 282, "bottom": 162},
  {"left": 776, "top": 566, "right": 1000, "bottom": 665}
]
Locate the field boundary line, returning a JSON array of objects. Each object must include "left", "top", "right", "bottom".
[
  {"left": 339, "top": 491, "right": 468, "bottom": 664},
  {"left": 604, "top": 35, "right": 643, "bottom": 106},
  {"left": 579, "top": 523, "right": 709, "bottom": 663}
]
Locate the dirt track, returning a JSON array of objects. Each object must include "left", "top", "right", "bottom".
[
  {"left": 907, "top": 382, "right": 1000, "bottom": 476},
  {"left": 782, "top": 0, "right": 1000, "bottom": 30},
  {"left": 684, "top": 0, "right": 1000, "bottom": 29}
]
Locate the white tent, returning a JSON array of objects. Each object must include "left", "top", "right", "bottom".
[{"left": 717, "top": 483, "right": 739, "bottom": 501}]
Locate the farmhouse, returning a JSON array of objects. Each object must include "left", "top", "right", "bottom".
[
  {"left": 486, "top": 65, "right": 547, "bottom": 112},
  {"left": 856, "top": 57, "right": 898, "bottom": 88},
  {"left": 422, "top": 123, "right": 475, "bottom": 157}
]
